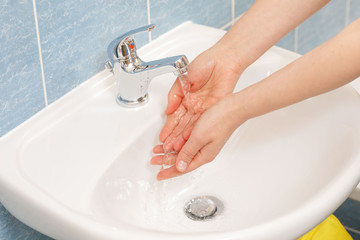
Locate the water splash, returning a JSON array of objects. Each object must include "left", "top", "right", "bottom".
[
  {"left": 104, "top": 178, "right": 133, "bottom": 201},
  {"left": 161, "top": 71, "right": 191, "bottom": 169},
  {"left": 161, "top": 150, "right": 177, "bottom": 170}
]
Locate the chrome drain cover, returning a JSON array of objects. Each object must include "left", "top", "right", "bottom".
[{"left": 184, "top": 196, "right": 223, "bottom": 221}]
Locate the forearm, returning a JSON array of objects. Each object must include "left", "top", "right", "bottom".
[
  {"left": 232, "top": 18, "right": 360, "bottom": 123},
  {"left": 214, "top": 0, "right": 330, "bottom": 72}
]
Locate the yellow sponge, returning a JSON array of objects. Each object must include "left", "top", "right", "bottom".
[{"left": 298, "top": 215, "right": 352, "bottom": 240}]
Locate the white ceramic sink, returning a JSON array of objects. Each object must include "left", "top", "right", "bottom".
[{"left": 1, "top": 22, "right": 360, "bottom": 240}]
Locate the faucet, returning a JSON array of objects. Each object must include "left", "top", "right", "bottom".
[{"left": 105, "top": 24, "right": 189, "bottom": 107}]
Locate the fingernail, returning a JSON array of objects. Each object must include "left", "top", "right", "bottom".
[{"left": 177, "top": 160, "right": 188, "bottom": 172}]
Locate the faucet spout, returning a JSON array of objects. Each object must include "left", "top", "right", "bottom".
[{"left": 139, "top": 55, "right": 189, "bottom": 76}]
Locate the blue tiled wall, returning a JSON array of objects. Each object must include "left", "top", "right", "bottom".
[
  {"left": 297, "top": 0, "right": 347, "bottom": 54},
  {"left": 36, "top": 0, "right": 149, "bottom": 104},
  {"left": 0, "top": 1, "right": 45, "bottom": 138},
  {"left": 150, "top": 0, "right": 232, "bottom": 39},
  {"left": 1, "top": 0, "right": 360, "bottom": 239}
]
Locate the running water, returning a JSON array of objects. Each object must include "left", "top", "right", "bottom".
[{"left": 161, "top": 70, "right": 191, "bottom": 170}]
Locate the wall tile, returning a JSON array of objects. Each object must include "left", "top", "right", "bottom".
[
  {"left": 235, "top": 0, "right": 295, "bottom": 51},
  {"left": 0, "top": 0, "right": 45, "bottom": 137},
  {"left": 276, "top": 30, "right": 295, "bottom": 52},
  {"left": 349, "top": 0, "right": 360, "bottom": 24},
  {"left": 348, "top": 230, "right": 360, "bottom": 240},
  {"left": 0, "top": 203, "right": 52, "bottom": 240},
  {"left": 223, "top": 25, "right": 232, "bottom": 31},
  {"left": 36, "top": 0, "right": 148, "bottom": 104},
  {"left": 234, "top": 0, "right": 255, "bottom": 18},
  {"left": 334, "top": 198, "right": 360, "bottom": 232},
  {"left": 297, "top": 0, "right": 346, "bottom": 54},
  {"left": 150, "top": 0, "right": 232, "bottom": 39}
]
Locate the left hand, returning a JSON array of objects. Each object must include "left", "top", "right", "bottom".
[{"left": 151, "top": 94, "right": 245, "bottom": 180}]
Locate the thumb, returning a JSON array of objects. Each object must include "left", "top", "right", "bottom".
[
  {"left": 165, "top": 78, "right": 184, "bottom": 115},
  {"left": 175, "top": 134, "right": 205, "bottom": 172}
]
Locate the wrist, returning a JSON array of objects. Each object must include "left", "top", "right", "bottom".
[
  {"left": 208, "top": 41, "right": 246, "bottom": 76},
  {"left": 221, "top": 93, "right": 250, "bottom": 130}
]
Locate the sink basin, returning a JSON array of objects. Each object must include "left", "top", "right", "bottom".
[{"left": 1, "top": 22, "right": 360, "bottom": 240}]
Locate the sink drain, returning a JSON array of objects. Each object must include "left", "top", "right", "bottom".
[{"left": 184, "top": 196, "right": 223, "bottom": 221}]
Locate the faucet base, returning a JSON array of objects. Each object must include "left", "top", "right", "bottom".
[{"left": 116, "top": 93, "right": 149, "bottom": 108}]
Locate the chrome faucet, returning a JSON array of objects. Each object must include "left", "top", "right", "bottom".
[{"left": 105, "top": 24, "right": 189, "bottom": 107}]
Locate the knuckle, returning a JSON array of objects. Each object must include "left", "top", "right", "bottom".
[{"left": 180, "top": 148, "right": 195, "bottom": 162}]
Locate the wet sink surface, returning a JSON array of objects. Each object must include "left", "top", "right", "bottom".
[{"left": 1, "top": 22, "right": 360, "bottom": 240}]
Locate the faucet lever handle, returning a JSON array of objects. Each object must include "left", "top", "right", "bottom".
[
  {"left": 107, "top": 24, "right": 155, "bottom": 66},
  {"left": 119, "top": 24, "right": 155, "bottom": 42}
]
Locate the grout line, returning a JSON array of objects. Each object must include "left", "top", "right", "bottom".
[
  {"left": 345, "top": 226, "right": 360, "bottom": 235},
  {"left": 231, "top": 0, "right": 235, "bottom": 26},
  {"left": 32, "top": 0, "right": 48, "bottom": 107},
  {"left": 221, "top": 21, "right": 232, "bottom": 30},
  {"left": 220, "top": 14, "right": 242, "bottom": 30},
  {"left": 345, "top": 0, "right": 350, "bottom": 26},
  {"left": 147, "top": 0, "right": 152, "bottom": 42},
  {"left": 294, "top": 26, "right": 299, "bottom": 53}
]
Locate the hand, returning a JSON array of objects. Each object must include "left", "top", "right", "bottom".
[
  {"left": 157, "top": 45, "right": 243, "bottom": 154},
  {"left": 149, "top": 0, "right": 335, "bottom": 180},
  {"left": 151, "top": 94, "right": 245, "bottom": 180}
]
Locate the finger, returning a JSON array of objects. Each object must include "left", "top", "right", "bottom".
[
  {"left": 163, "top": 136, "right": 176, "bottom": 152},
  {"left": 172, "top": 127, "right": 193, "bottom": 152},
  {"left": 163, "top": 152, "right": 177, "bottom": 166},
  {"left": 159, "top": 104, "right": 186, "bottom": 142},
  {"left": 156, "top": 143, "right": 215, "bottom": 181},
  {"left": 150, "top": 153, "right": 177, "bottom": 166},
  {"left": 175, "top": 133, "right": 206, "bottom": 172},
  {"left": 163, "top": 110, "right": 193, "bottom": 151},
  {"left": 183, "top": 127, "right": 192, "bottom": 141},
  {"left": 173, "top": 113, "right": 199, "bottom": 152},
  {"left": 173, "top": 136, "right": 186, "bottom": 153},
  {"left": 153, "top": 144, "right": 164, "bottom": 154},
  {"left": 157, "top": 165, "right": 185, "bottom": 181},
  {"left": 157, "top": 142, "right": 216, "bottom": 181},
  {"left": 185, "top": 141, "right": 218, "bottom": 172},
  {"left": 165, "top": 79, "right": 184, "bottom": 115},
  {"left": 150, "top": 155, "right": 164, "bottom": 165}
]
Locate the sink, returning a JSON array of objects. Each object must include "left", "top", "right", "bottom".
[{"left": 1, "top": 22, "right": 360, "bottom": 240}]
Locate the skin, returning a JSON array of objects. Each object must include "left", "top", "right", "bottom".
[
  {"left": 151, "top": 0, "right": 360, "bottom": 180},
  {"left": 158, "top": 0, "right": 331, "bottom": 151}
]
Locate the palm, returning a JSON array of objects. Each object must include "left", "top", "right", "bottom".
[{"left": 158, "top": 50, "right": 242, "bottom": 153}]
